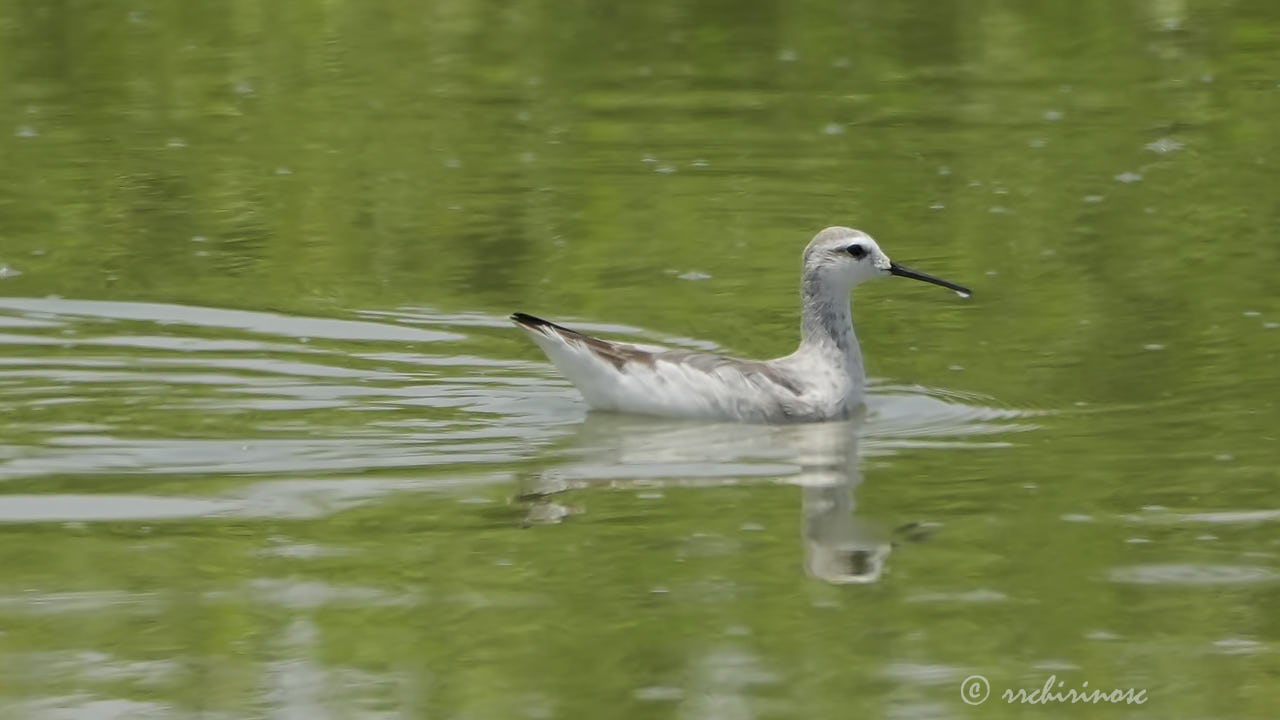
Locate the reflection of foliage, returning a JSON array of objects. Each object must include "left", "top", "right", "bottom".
[
  {"left": 1, "top": 0, "right": 1276, "bottom": 425},
  {"left": 0, "top": 2, "right": 1279, "bottom": 715}
]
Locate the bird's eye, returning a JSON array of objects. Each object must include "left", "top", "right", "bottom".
[{"left": 846, "top": 244, "right": 867, "bottom": 260}]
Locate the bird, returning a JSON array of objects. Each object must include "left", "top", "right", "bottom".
[{"left": 512, "top": 226, "right": 971, "bottom": 423}]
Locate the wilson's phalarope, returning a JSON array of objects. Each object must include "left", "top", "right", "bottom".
[{"left": 513, "top": 226, "right": 971, "bottom": 423}]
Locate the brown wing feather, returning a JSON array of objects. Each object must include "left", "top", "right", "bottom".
[
  {"left": 510, "top": 312, "right": 800, "bottom": 396},
  {"left": 511, "top": 313, "right": 655, "bottom": 370}
]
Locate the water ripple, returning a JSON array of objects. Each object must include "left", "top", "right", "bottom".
[
  {"left": 0, "top": 297, "right": 1035, "bottom": 528},
  {"left": 1109, "top": 563, "right": 1279, "bottom": 586}
]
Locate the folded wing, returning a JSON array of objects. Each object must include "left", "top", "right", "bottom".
[{"left": 511, "top": 313, "right": 803, "bottom": 421}]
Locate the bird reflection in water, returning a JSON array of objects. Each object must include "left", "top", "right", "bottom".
[{"left": 513, "top": 411, "right": 928, "bottom": 585}]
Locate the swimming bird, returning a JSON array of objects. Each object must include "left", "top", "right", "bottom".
[{"left": 512, "top": 226, "right": 971, "bottom": 423}]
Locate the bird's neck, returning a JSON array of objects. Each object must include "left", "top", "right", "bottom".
[{"left": 799, "top": 276, "right": 863, "bottom": 375}]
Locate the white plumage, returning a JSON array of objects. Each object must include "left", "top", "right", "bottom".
[{"left": 513, "top": 226, "right": 971, "bottom": 423}]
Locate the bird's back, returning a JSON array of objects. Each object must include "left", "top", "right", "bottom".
[{"left": 511, "top": 313, "right": 828, "bottom": 422}]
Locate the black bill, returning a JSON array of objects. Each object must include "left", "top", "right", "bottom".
[{"left": 889, "top": 261, "right": 972, "bottom": 297}]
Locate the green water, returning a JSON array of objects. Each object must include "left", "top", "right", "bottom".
[{"left": 2, "top": 1, "right": 1279, "bottom": 718}]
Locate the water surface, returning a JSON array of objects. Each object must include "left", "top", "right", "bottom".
[{"left": 2, "top": 1, "right": 1279, "bottom": 718}]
